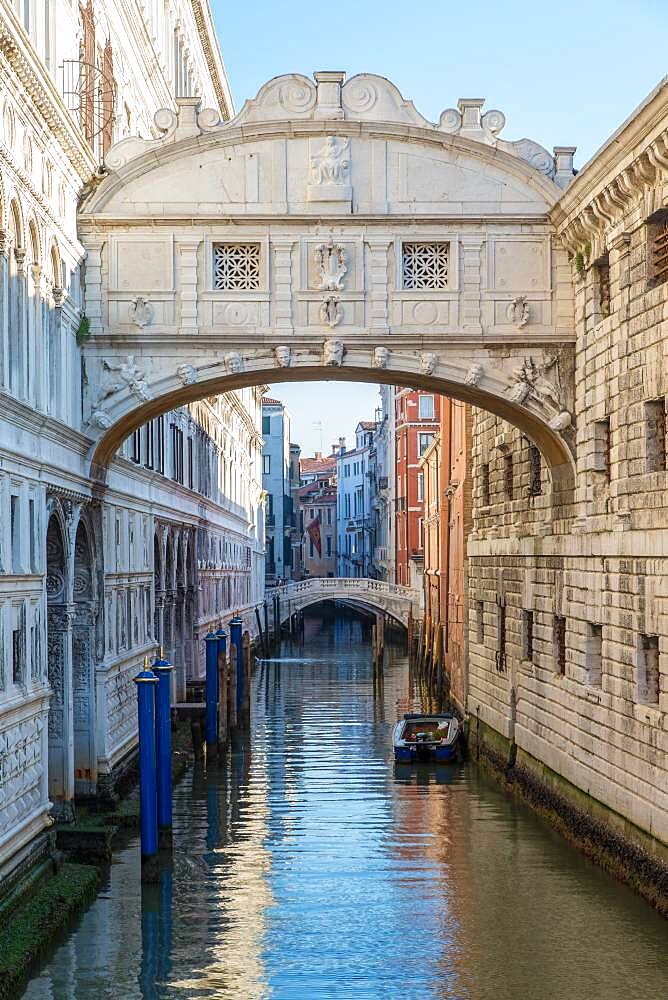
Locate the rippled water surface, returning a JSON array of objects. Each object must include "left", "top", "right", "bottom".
[{"left": 23, "top": 614, "right": 667, "bottom": 999}]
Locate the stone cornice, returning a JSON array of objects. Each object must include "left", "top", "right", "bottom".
[
  {"left": 552, "top": 77, "right": 668, "bottom": 251},
  {"left": 189, "top": 0, "right": 233, "bottom": 121},
  {"left": 0, "top": 9, "right": 97, "bottom": 183}
]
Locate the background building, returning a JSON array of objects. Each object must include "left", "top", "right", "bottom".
[
  {"left": 261, "top": 397, "right": 295, "bottom": 585},
  {"left": 337, "top": 422, "right": 376, "bottom": 578},
  {"left": 298, "top": 481, "right": 337, "bottom": 578},
  {"left": 395, "top": 389, "right": 441, "bottom": 588},
  {"left": 0, "top": 0, "right": 258, "bottom": 888},
  {"left": 370, "top": 386, "right": 396, "bottom": 582}
]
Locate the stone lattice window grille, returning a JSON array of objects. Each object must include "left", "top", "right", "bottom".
[
  {"left": 213, "top": 243, "right": 261, "bottom": 290},
  {"left": 481, "top": 462, "right": 490, "bottom": 506},
  {"left": 648, "top": 213, "right": 668, "bottom": 287},
  {"left": 586, "top": 623, "right": 603, "bottom": 687},
  {"left": 593, "top": 417, "right": 611, "bottom": 480},
  {"left": 528, "top": 442, "right": 542, "bottom": 496},
  {"left": 476, "top": 600, "right": 484, "bottom": 642},
  {"left": 636, "top": 634, "right": 660, "bottom": 705},
  {"left": 495, "top": 601, "right": 506, "bottom": 672},
  {"left": 643, "top": 397, "right": 667, "bottom": 473},
  {"left": 553, "top": 614, "right": 567, "bottom": 675},
  {"left": 402, "top": 242, "right": 449, "bottom": 289},
  {"left": 503, "top": 454, "right": 514, "bottom": 500},
  {"left": 521, "top": 610, "right": 534, "bottom": 662},
  {"left": 594, "top": 252, "right": 611, "bottom": 318}
]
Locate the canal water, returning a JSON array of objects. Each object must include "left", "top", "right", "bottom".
[{"left": 22, "top": 613, "right": 667, "bottom": 999}]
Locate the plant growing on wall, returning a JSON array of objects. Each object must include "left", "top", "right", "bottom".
[{"left": 76, "top": 315, "right": 90, "bottom": 345}]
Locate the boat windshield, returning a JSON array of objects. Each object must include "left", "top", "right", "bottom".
[{"left": 403, "top": 719, "right": 450, "bottom": 742}]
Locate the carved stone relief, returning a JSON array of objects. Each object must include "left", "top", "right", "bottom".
[
  {"left": 224, "top": 351, "right": 243, "bottom": 374},
  {"left": 128, "top": 296, "right": 153, "bottom": 328},
  {"left": 323, "top": 339, "right": 345, "bottom": 367},
  {"left": 274, "top": 346, "right": 292, "bottom": 367},
  {"left": 373, "top": 346, "right": 390, "bottom": 369},
  {"left": 465, "top": 363, "right": 484, "bottom": 386},
  {"left": 315, "top": 240, "right": 347, "bottom": 291},
  {"left": 176, "top": 363, "right": 198, "bottom": 386},
  {"left": 420, "top": 351, "right": 438, "bottom": 375},
  {"left": 319, "top": 296, "right": 343, "bottom": 328},
  {"left": 307, "top": 137, "right": 351, "bottom": 201},
  {"left": 506, "top": 295, "right": 530, "bottom": 328}
]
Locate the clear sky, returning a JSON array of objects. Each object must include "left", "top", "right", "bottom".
[{"left": 211, "top": 0, "right": 668, "bottom": 455}]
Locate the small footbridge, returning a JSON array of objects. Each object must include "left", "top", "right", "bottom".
[{"left": 271, "top": 578, "right": 420, "bottom": 628}]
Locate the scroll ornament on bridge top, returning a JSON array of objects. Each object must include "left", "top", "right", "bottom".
[{"left": 101, "top": 72, "right": 575, "bottom": 189}]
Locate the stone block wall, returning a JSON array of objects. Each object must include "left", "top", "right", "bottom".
[{"left": 467, "top": 88, "right": 668, "bottom": 846}]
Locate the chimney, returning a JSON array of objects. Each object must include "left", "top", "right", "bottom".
[
  {"left": 315, "top": 451, "right": 322, "bottom": 461},
  {"left": 338, "top": 436, "right": 346, "bottom": 453}
]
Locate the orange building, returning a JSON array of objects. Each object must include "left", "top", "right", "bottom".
[
  {"left": 419, "top": 399, "right": 472, "bottom": 712},
  {"left": 394, "top": 388, "right": 440, "bottom": 588}
]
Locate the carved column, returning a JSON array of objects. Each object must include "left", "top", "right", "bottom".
[
  {"left": 271, "top": 238, "right": 296, "bottom": 333},
  {"left": 85, "top": 240, "right": 104, "bottom": 336},
  {"left": 15, "top": 247, "right": 27, "bottom": 400},
  {"left": 30, "top": 263, "right": 44, "bottom": 410},
  {"left": 366, "top": 238, "right": 392, "bottom": 333},
  {"left": 0, "top": 230, "right": 8, "bottom": 390},
  {"left": 178, "top": 240, "right": 201, "bottom": 335},
  {"left": 73, "top": 602, "right": 96, "bottom": 797},
  {"left": 47, "top": 603, "right": 76, "bottom": 819},
  {"left": 459, "top": 236, "right": 484, "bottom": 333}
]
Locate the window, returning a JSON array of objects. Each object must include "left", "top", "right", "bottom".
[
  {"left": 418, "top": 433, "right": 434, "bottom": 456},
  {"left": 171, "top": 425, "right": 184, "bottom": 484},
  {"left": 131, "top": 429, "right": 141, "bottom": 464},
  {"left": 587, "top": 623, "right": 603, "bottom": 688},
  {"left": 262, "top": 414, "right": 270, "bottom": 435},
  {"left": 418, "top": 394, "right": 434, "bottom": 419},
  {"left": 476, "top": 600, "right": 484, "bottom": 643},
  {"left": 417, "top": 472, "right": 424, "bottom": 502},
  {"left": 344, "top": 495, "right": 351, "bottom": 518},
  {"left": 12, "top": 628, "right": 24, "bottom": 685},
  {"left": 213, "top": 243, "right": 260, "bottom": 289},
  {"left": 263, "top": 454, "right": 271, "bottom": 475},
  {"left": 309, "top": 538, "right": 314, "bottom": 559},
  {"left": 101, "top": 39, "right": 115, "bottom": 157},
  {"left": 354, "top": 488, "right": 363, "bottom": 516},
  {"left": 187, "top": 438, "right": 194, "bottom": 490},
  {"left": 496, "top": 603, "right": 506, "bottom": 672},
  {"left": 326, "top": 535, "right": 332, "bottom": 557},
  {"left": 481, "top": 463, "right": 490, "bottom": 506},
  {"left": 648, "top": 212, "right": 668, "bottom": 287},
  {"left": 528, "top": 444, "right": 542, "bottom": 496},
  {"left": 156, "top": 416, "right": 165, "bottom": 473},
  {"left": 644, "top": 398, "right": 667, "bottom": 472},
  {"left": 636, "top": 634, "right": 660, "bottom": 705},
  {"left": 327, "top": 508, "right": 332, "bottom": 526},
  {"left": 28, "top": 498, "right": 36, "bottom": 573},
  {"left": 503, "top": 454, "right": 514, "bottom": 500},
  {"left": 144, "top": 423, "right": 154, "bottom": 470},
  {"left": 522, "top": 610, "right": 534, "bottom": 662},
  {"left": 553, "top": 615, "right": 567, "bottom": 675},
  {"left": 402, "top": 242, "right": 449, "bottom": 289},
  {"left": 10, "top": 495, "right": 20, "bottom": 571},
  {"left": 594, "top": 252, "right": 610, "bottom": 318},
  {"left": 593, "top": 418, "right": 611, "bottom": 480}
]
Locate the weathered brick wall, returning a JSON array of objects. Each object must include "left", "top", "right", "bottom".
[{"left": 467, "top": 96, "right": 668, "bottom": 844}]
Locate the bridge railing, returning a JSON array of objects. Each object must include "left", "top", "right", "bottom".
[{"left": 271, "top": 577, "right": 420, "bottom": 606}]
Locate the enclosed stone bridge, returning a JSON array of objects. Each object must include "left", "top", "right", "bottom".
[
  {"left": 77, "top": 69, "right": 579, "bottom": 509},
  {"left": 272, "top": 578, "right": 420, "bottom": 628}
]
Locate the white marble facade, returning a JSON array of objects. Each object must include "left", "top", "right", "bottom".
[{"left": 0, "top": 0, "right": 260, "bottom": 887}]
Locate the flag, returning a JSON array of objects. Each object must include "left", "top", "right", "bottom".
[{"left": 306, "top": 516, "right": 322, "bottom": 557}]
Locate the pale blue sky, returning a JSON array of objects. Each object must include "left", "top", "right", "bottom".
[{"left": 211, "top": 0, "right": 668, "bottom": 455}]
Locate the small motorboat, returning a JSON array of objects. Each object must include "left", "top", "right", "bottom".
[{"left": 393, "top": 713, "right": 461, "bottom": 763}]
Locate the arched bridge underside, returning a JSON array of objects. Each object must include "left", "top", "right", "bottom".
[
  {"left": 78, "top": 70, "right": 578, "bottom": 502},
  {"left": 273, "top": 579, "right": 420, "bottom": 629}
]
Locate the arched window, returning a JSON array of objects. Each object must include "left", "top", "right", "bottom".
[
  {"left": 27, "top": 220, "right": 40, "bottom": 405},
  {"left": 7, "top": 201, "right": 25, "bottom": 399},
  {"left": 46, "top": 242, "right": 61, "bottom": 415}
]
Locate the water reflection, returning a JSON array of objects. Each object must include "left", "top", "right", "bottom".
[{"left": 23, "top": 613, "right": 668, "bottom": 1000}]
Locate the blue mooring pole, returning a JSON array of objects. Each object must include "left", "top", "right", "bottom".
[
  {"left": 134, "top": 658, "right": 159, "bottom": 880},
  {"left": 153, "top": 647, "right": 174, "bottom": 848},
  {"left": 229, "top": 616, "right": 243, "bottom": 720},
  {"left": 216, "top": 624, "right": 227, "bottom": 744},
  {"left": 205, "top": 628, "right": 219, "bottom": 754}
]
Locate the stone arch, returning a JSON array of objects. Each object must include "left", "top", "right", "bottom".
[
  {"left": 72, "top": 518, "right": 97, "bottom": 798},
  {"left": 88, "top": 361, "right": 576, "bottom": 511}
]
